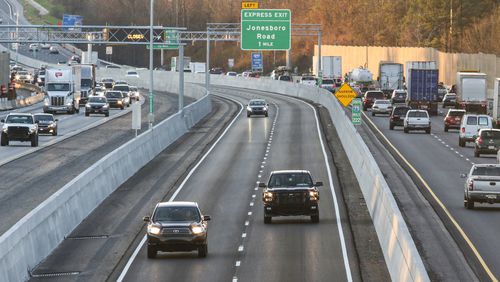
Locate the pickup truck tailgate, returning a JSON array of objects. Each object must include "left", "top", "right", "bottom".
[{"left": 472, "top": 177, "right": 500, "bottom": 192}]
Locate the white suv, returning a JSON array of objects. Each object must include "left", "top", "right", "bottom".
[
  {"left": 459, "top": 114, "right": 492, "bottom": 147},
  {"left": 404, "top": 110, "right": 431, "bottom": 134}
]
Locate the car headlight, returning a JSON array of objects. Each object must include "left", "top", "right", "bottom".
[
  {"left": 2, "top": 127, "right": 7, "bottom": 133},
  {"left": 147, "top": 225, "right": 161, "bottom": 235},
  {"left": 29, "top": 127, "right": 36, "bottom": 133},
  {"left": 117, "top": 100, "right": 122, "bottom": 104},
  {"left": 85, "top": 104, "right": 91, "bottom": 108},
  {"left": 15, "top": 75, "right": 20, "bottom": 80},
  {"left": 103, "top": 105, "right": 109, "bottom": 109},
  {"left": 191, "top": 226, "right": 205, "bottom": 235},
  {"left": 264, "top": 191, "right": 274, "bottom": 202},
  {"left": 247, "top": 106, "right": 252, "bottom": 111},
  {"left": 309, "top": 191, "right": 319, "bottom": 201},
  {"left": 48, "top": 123, "right": 55, "bottom": 128}
]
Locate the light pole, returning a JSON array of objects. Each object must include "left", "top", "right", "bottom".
[
  {"left": 148, "top": 0, "right": 154, "bottom": 129},
  {"left": 15, "top": 12, "right": 18, "bottom": 65}
]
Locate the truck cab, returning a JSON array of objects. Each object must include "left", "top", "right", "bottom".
[{"left": 43, "top": 68, "right": 80, "bottom": 114}]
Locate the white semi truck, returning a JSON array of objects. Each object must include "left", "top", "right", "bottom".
[{"left": 43, "top": 67, "right": 80, "bottom": 114}]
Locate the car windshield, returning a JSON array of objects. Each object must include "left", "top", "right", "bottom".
[
  {"left": 130, "top": 87, "right": 138, "bottom": 91},
  {"left": 106, "top": 92, "right": 122, "bottom": 98},
  {"left": 113, "top": 85, "right": 129, "bottom": 91},
  {"left": 81, "top": 79, "right": 92, "bottom": 88},
  {"left": 445, "top": 94, "right": 456, "bottom": 99},
  {"left": 102, "top": 79, "right": 113, "bottom": 83},
  {"left": 408, "top": 111, "right": 427, "bottom": 118},
  {"left": 322, "top": 79, "right": 334, "bottom": 84},
  {"left": 375, "top": 100, "right": 390, "bottom": 105},
  {"left": 395, "top": 92, "right": 406, "bottom": 98},
  {"left": 127, "top": 71, "right": 138, "bottom": 75},
  {"left": 250, "top": 100, "right": 266, "bottom": 106},
  {"left": 302, "top": 77, "right": 315, "bottom": 81},
  {"left": 472, "top": 166, "right": 500, "bottom": 176},
  {"left": 481, "top": 131, "right": 500, "bottom": 139},
  {"left": 268, "top": 173, "right": 313, "bottom": 188},
  {"left": 279, "top": 76, "right": 291, "bottom": 81},
  {"left": 448, "top": 111, "right": 465, "bottom": 117},
  {"left": 6, "top": 115, "right": 33, "bottom": 124},
  {"left": 34, "top": 115, "right": 53, "bottom": 122},
  {"left": 153, "top": 206, "right": 200, "bottom": 222},
  {"left": 18, "top": 71, "right": 28, "bottom": 75},
  {"left": 394, "top": 107, "right": 410, "bottom": 115},
  {"left": 479, "top": 117, "right": 489, "bottom": 126},
  {"left": 366, "top": 92, "right": 384, "bottom": 99},
  {"left": 47, "top": 83, "right": 70, "bottom": 92},
  {"left": 89, "top": 97, "right": 107, "bottom": 103}
]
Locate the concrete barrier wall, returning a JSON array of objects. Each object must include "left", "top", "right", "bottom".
[
  {"left": 314, "top": 45, "right": 500, "bottom": 91},
  {"left": 0, "top": 84, "right": 44, "bottom": 111},
  {"left": 0, "top": 77, "right": 210, "bottom": 281},
  {"left": 188, "top": 75, "right": 429, "bottom": 282}
]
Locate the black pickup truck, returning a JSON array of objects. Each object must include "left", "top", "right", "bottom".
[{"left": 260, "top": 170, "right": 322, "bottom": 223}]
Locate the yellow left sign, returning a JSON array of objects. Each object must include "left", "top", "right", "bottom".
[
  {"left": 335, "top": 83, "right": 358, "bottom": 107},
  {"left": 241, "top": 2, "right": 259, "bottom": 9}
]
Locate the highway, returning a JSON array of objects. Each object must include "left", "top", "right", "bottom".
[
  {"left": 26, "top": 86, "right": 394, "bottom": 281},
  {"left": 362, "top": 106, "right": 500, "bottom": 279},
  {"left": 0, "top": 88, "right": 192, "bottom": 236}
]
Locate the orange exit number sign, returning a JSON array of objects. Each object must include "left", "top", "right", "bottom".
[{"left": 242, "top": 2, "right": 259, "bottom": 9}]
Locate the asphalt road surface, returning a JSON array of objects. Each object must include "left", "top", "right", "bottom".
[
  {"left": 363, "top": 106, "right": 499, "bottom": 280},
  {"left": 29, "top": 86, "right": 368, "bottom": 282}
]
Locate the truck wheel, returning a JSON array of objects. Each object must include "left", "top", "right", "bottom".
[
  {"left": 264, "top": 215, "right": 272, "bottom": 224},
  {"left": 465, "top": 198, "right": 475, "bottom": 209},
  {"left": 474, "top": 149, "right": 480, "bottom": 158},
  {"left": 389, "top": 123, "right": 394, "bottom": 130},
  {"left": 444, "top": 126, "right": 448, "bottom": 132},
  {"left": 459, "top": 138, "right": 465, "bottom": 147},
  {"left": 404, "top": 127, "right": 409, "bottom": 134},
  {"left": 121, "top": 106, "right": 124, "bottom": 110},
  {"left": 105, "top": 113, "right": 109, "bottom": 117},
  {"left": 52, "top": 130, "right": 57, "bottom": 136},
  {"left": 198, "top": 244, "right": 208, "bottom": 258},
  {"left": 372, "top": 112, "right": 375, "bottom": 116},
  {"left": 311, "top": 214, "right": 319, "bottom": 223},
  {"left": 247, "top": 113, "right": 251, "bottom": 118},
  {"left": 1, "top": 133, "right": 8, "bottom": 146},
  {"left": 426, "top": 128, "right": 431, "bottom": 134},
  {"left": 147, "top": 245, "right": 157, "bottom": 259},
  {"left": 31, "top": 134, "right": 38, "bottom": 147},
  {"left": 75, "top": 107, "right": 79, "bottom": 113}
]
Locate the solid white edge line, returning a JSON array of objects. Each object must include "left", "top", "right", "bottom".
[
  {"left": 116, "top": 94, "right": 244, "bottom": 282},
  {"left": 291, "top": 97, "right": 353, "bottom": 282}
]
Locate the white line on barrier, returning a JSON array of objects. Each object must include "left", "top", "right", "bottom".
[{"left": 116, "top": 95, "right": 244, "bottom": 282}]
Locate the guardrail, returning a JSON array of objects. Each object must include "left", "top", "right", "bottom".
[
  {"left": 188, "top": 74, "right": 429, "bottom": 282},
  {"left": 0, "top": 83, "right": 44, "bottom": 111},
  {"left": 0, "top": 73, "right": 211, "bottom": 281}
]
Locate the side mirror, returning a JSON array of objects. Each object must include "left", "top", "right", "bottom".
[
  {"left": 143, "top": 216, "right": 150, "bottom": 222},
  {"left": 35, "top": 120, "right": 39, "bottom": 124},
  {"left": 203, "top": 215, "right": 211, "bottom": 221},
  {"left": 258, "top": 182, "right": 267, "bottom": 188},
  {"left": 315, "top": 181, "right": 323, "bottom": 187},
  {"left": 460, "top": 174, "right": 467, "bottom": 179},
  {"left": 55, "top": 119, "right": 58, "bottom": 122}
]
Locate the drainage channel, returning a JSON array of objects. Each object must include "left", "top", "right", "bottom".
[
  {"left": 65, "top": 235, "right": 109, "bottom": 240},
  {"left": 30, "top": 271, "right": 80, "bottom": 278}
]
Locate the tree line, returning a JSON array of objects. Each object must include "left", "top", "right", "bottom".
[{"left": 51, "top": 0, "right": 500, "bottom": 72}]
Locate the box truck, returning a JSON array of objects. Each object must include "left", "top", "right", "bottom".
[
  {"left": 321, "top": 56, "right": 342, "bottom": 79},
  {"left": 171, "top": 56, "right": 191, "bottom": 72},
  {"left": 455, "top": 72, "right": 488, "bottom": 114},
  {"left": 378, "top": 61, "right": 404, "bottom": 96},
  {"left": 405, "top": 61, "right": 439, "bottom": 115}
]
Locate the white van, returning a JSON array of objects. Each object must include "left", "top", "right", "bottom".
[{"left": 458, "top": 114, "right": 492, "bottom": 147}]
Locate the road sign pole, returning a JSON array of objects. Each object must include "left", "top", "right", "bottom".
[
  {"left": 206, "top": 30, "right": 210, "bottom": 95},
  {"left": 148, "top": 0, "right": 154, "bottom": 129},
  {"left": 317, "top": 30, "right": 322, "bottom": 77},
  {"left": 179, "top": 44, "right": 184, "bottom": 113}
]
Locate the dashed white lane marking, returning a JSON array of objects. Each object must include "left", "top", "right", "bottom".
[
  {"left": 466, "top": 158, "right": 470, "bottom": 161},
  {"left": 235, "top": 261, "right": 241, "bottom": 267},
  {"left": 232, "top": 277, "right": 238, "bottom": 282},
  {"left": 247, "top": 212, "right": 252, "bottom": 216},
  {"left": 117, "top": 94, "right": 245, "bottom": 282},
  {"left": 238, "top": 246, "right": 244, "bottom": 252},
  {"left": 245, "top": 221, "right": 250, "bottom": 226},
  {"left": 252, "top": 194, "right": 256, "bottom": 198}
]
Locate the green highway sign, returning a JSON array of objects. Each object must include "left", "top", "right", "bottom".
[
  {"left": 241, "top": 9, "right": 291, "bottom": 50},
  {"left": 147, "top": 30, "right": 179, "bottom": 50},
  {"left": 351, "top": 98, "right": 362, "bottom": 125}
]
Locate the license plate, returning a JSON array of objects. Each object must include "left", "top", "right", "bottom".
[
  {"left": 486, "top": 195, "right": 497, "bottom": 199},
  {"left": 421, "top": 105, "right": 428, "bottom": 109},
  {"left": 489, "top": 146, "right": 495, "bottom": 150}
]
